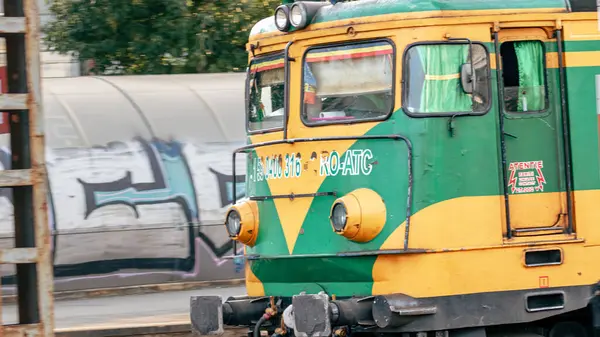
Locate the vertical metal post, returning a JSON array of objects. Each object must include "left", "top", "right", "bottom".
[
  {"left": 555, "top": 28, "right": 574, "bottom": 235},
  {"left": 493, "top": 31, "right": 512, "bottom": 239},
  {"left": 5, "top": 0, "right": 37, "bottom": 325},
  {"left": 283, "top": 41, "right": 293, "bottom": 140},
  {"left": 0, "top": 0, "right": 54, "bottom": 335}
]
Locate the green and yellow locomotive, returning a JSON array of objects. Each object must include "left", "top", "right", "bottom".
[{"left": 190, "top": 0, "right": 600, "bottom": 336}]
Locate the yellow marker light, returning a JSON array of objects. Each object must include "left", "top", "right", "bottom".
[
  {"left": 225, "top": 200, "right": 259, "bottom": 247},
  {"left": 330, "top": 188, "right": 386, "bottom": 243}
]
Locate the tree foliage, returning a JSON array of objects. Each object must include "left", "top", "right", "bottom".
[{"left": 43, "top": 0, "right": 280, "bottom": 75}]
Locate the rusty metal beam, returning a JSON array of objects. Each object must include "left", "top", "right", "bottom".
[
  {"left": 0, "top": 94, "right": 28, "bottom": 110},
  {"left": 0, "top": 247, "right": 37, "bottom": 264},
  {"left": 5, "top": 0, "right": 40, "bottom": 328},
  {"left": 0, "top": 17, "right": 25, "bottom": 34},
  {"left": 3, "top": 323, "right": 42, "bottom": 337},
  {"left": 24, "top": 0, "right": 55, "bottom": 333},
  {"left": 0, "top": 168, "right": 32, "bottom": 186}
]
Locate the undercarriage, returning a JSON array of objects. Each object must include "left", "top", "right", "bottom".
[{"left": 190, "top": 283, "right": 600, "bottom": 337}]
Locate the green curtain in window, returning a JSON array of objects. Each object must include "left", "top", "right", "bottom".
[
  {"left": 417, "top": 44, "right": 472, "bottom": 113},
  {"left": 514, "top": 41, "right": 545, "bottom": 111}
]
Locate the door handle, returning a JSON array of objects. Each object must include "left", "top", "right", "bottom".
[{"left": 504, "top": 132, "right": 518, "bottom": 139}]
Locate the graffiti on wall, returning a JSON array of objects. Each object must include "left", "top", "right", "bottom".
[{"left": 0, "top": 137, "right": 247, "bottom": 288}]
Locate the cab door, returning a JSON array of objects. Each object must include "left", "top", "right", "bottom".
[{"left": 495, "top": 28, "right": 570, "bottom": 237}]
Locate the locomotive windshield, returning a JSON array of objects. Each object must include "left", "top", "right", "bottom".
[
  {"left": 301, "top": 40, "right": 394, "bottom": 124},
  {"left": 248, "top": 53, "right": 285, "bottom": 132},
  {"left": 404, "top": 42, "right": 490, "bottom": 114}
]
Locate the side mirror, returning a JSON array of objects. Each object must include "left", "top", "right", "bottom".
[{"left": 460, "top": 63, "right": 476, "bottom": 94}]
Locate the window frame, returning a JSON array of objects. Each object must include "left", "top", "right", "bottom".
[
  {"left": 401, "top": 40, "right": 493, "bottom": 118},
  {"left": 299, "top": 37, "right": 397, "bottom": 127},
  {"left": 499, "top": 39, "right": 550, "bottom": 117},
  {"left": 246, "top": 51, "right": 286, "bottom": 135}
]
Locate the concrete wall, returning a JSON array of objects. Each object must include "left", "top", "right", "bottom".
[{"left": 0, "top": 73, "right": 249, "bottom": 294}]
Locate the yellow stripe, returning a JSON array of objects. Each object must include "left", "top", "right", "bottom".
[
  {"left": 564, "top": 51, "right": 600, "bottom": 67},
  {"left": 245, "top": 256, "right": 265, "bottom": 296},
  {"left": 425, "top": 73, "right": 460, "bottom": 80},
  {"left": 306, "top": 45, "right": 393, "bottom": 59}
]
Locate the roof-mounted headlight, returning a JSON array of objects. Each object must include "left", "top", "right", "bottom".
[
  {"left": 329, "top": 188, "right": 386, "bottom": 243},
  {"left": 225, "top": 200, "right": 259, "bottom": 247},
  {"left": 289, "top": 1, "right": 328, "bottom": 30},
  {"left": 274, "top": 5, "right": 291, "bottom": 32},
  {"left": 289, "top": 3, "right": 306, "bottom": 28}
]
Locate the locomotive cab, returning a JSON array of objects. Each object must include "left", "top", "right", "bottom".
[{"left": 190, "top": 0, "right": 600, "bottom": 337}]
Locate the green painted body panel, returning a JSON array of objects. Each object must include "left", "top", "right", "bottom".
[
  {"left": 565, "top": 40, "right": 600, "bottom": 52},
  {"left": 565, "top": 66, "right": 600, "bottom": 191},
  {"left": 244, "top": 25, "right": 600, "bottom": 297}
]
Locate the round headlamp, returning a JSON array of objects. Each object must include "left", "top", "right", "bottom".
[
  {"left": 274, "top": 5, "right": 290, "bottom": 32},
  {"left": 225, "top": 209, "right": 241, "bottom": 237},
  {"left": 288, "top": 1, "right": 328, "bottom": 30},
  {"left": 330, "top": 202, "right": 347, "bottom": 232},
  {"left": 329, "top": 188, "right": 386, "bottom": 243},
  {"left": 289, "top": 3, "right": 307, "bottom": 28},
  {"left": 224, "top": 201, "right": 259, "bottom": 247}
]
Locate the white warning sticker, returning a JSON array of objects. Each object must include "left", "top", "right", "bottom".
[{"left": 508, "top": 161, "right": 546, "bottom": 194}]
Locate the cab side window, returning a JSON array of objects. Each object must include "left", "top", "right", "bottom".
[
  {"left": 301, "top": 40, "right": 395, "bottom": 125},
  {"left": 500, "top": 40, "right": 547, "bottom": 112},
  {"left": 403, "top": 42, "right": 491, "bottom": 115},
  {"left": 248, "top": 53, "right": 285, "bottom": 132}
]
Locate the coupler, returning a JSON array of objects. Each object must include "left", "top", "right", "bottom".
[
  {"left": 190, "top": 292, "right": 436, "bottom": 337},
  {"left": 290, "top": 292, "right": 436, "bottom": 336}
]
